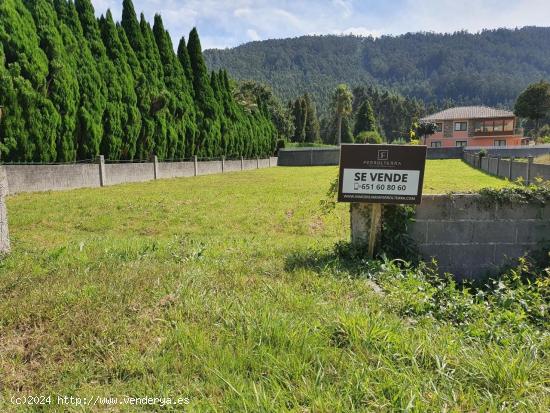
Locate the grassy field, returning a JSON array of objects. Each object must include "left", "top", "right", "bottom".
[{"left": 1, "top": 160, "right": 546, "bottom": 412}]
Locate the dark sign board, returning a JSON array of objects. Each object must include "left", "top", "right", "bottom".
[{"left": 338, "top": 144, "right": 427, "bottom": 204}]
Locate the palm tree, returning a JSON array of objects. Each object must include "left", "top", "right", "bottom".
[{"left": 332, "top": 84, "right": 353, "bottom": 146}]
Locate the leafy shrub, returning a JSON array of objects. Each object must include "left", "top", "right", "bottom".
[
  {"left": 368, "top": 256, "right": 550, "bottom": 338},
  {"left": 355, "top": 130, "right": 383, "bottom": 144},
  {"left": 276, "top": 139, "right": 286, "bottom": 153}
]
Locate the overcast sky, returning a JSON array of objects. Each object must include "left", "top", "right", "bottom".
[{"left": 91, "top": 0, "right": 550, "bottom": 50}]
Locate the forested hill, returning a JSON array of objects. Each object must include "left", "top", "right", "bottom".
[
  {"left": 204, "top": 27, "right": 550, "bottom": 113},
  {"left": 0, "top": 0, "right": 276, "bottom": 163}
]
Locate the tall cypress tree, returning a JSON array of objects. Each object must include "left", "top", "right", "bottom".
[
  {"left": 121, "top": 0, "right": 155, "bottom": 159},
  {"left": 187, "top": 27, "right": 220, "bottom": 156},
  {"left": 0, "top": 0, "right": 59, "bottom": 162},
  {"left": 177, "top": 36, "right": 194, "bottom": 89},
  {"left": 61, "top": 0, "right": 105, "bottom": 159},
  {"left": 153, "top": 14, "right": 197, "bottom": 159},
  {"left": 304, "top": 93, "right": 320, "bottom": 143},
  {"left": 27, "top": 0, "right": 79, "bottom": 161},
  {"left": 354, "top": 99, "right": 377, "bottom": 136},
  {"left": 0, "top": 0, "right": 48, "bottom": 89},
  {"left": 99, "top": 10, "right": 141, "bottom": 160},
  {"left": 292, "top": 97, "right": 306, "bottom": 142},
  {"left": 187, "top": 28, "right": 217, "bottom": 119},
  {"left": 0, "top": 0, "right": 278, "bottom": 162},
  {"left": 140, "top": 14, "right": 167, "bottom": 158}
]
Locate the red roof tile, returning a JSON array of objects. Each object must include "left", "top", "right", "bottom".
[{"left": 420, "top": 106, "right": 515, "bottom": 121}]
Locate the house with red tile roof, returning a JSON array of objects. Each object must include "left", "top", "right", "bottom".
[{"left": 420, "top": 106, "right": 525, "bottom": 148}]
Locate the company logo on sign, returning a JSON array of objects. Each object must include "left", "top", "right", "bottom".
[{"left": 377, "top": 150, "right": 389, "bottom": 161}]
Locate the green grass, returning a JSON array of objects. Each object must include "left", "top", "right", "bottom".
[
  {"left": 0, "top": 160, "right": 545, "bottom": 412},
  {"left": 422, "top": 159, "right": 515, "bottom": 193}
]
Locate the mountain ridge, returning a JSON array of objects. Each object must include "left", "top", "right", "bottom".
[{"left": 204, "top": 26, "right": 550, "bottom": 114}]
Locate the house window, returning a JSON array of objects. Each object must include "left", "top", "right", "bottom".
[
  {"left": 503, "top": 119, "right": 514, "bottom": 131},
  {"left": 493, "top": 120, "right": 504, "bottom": 132},
  {"left": 454, "top": 121, "right": 467, "bottom": 131},
  {"left": 435, "top": 122, "right": 443, "bottom": 132},
  {"left": 455, "top": 141, "right": 467, "bottom": 147},
  {"left": 474, "top": 120, "right": 482, "bottom": 132},
  {"left": 483, "top": 120, "right": 494, "bottom": 133},
  {"left": 494, "top": 139, "right": 506, "bottom": 147},
  {"left": 431, "top": 141, "right": 442, "bottom": 148}
]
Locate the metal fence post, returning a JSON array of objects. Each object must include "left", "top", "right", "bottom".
[
  {"left": 97, "top": 155, "right": 106, "bottom": 187},
  {"left": 194, "top": 155, "right": 198, "bottom": 176},
  {"left": 241, "top": 156, "right": 244, "bottom": 171},
  {"left": 221, "top": 156, "right": 225, "bottom": 173},
  {"left": 256, "top": 157, "right": 259, "bottom": 169},
  {"left": 496, "top": 156, "right": 500, "bottom": 177},
  {"left": 509, "top": 156, "right": 514, "bottom": 180}
]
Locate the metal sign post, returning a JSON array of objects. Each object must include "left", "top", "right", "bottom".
[{"left": 338, "top": 144, "right": 427, "bottom": 257}]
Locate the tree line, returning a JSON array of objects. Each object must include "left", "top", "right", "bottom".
[
  {"left": 277, "top": 83, "right": 427, "bottom": 146},
  {"left": 204, "top": 28, "right": 550, "bottom": 116},
  {"left": 0, "top": 0, "right": 277, "bottom": 163}
]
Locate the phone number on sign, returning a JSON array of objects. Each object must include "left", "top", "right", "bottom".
[{"left": 354, "top": 183, "right": 407, "bottom": 191}]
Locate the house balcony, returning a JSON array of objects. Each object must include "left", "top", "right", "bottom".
[{"left": 472, "top": 128, "right": 523, "bottom": 137}]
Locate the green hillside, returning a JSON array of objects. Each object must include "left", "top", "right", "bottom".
[{"left": 204, "top": 27, "right": 550, "bottom": 113}]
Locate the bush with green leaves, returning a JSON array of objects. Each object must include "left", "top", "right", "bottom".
[{"left": 355, "top": 130, "right": 383, "bottom": 144}]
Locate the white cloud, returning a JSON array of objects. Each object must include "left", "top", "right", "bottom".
[
  {"left": 337, "top": 27, "right": 382, "bottom": 37},
  {"left": 246, "top": 29, "right": 261, "bottom": 40},
  {"left": 90, "top": 0, "right": 550, "bottom": 50}
]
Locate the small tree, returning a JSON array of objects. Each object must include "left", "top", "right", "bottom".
[
  {"left": 356, "top": 130, "right": 383, "bottom": 144},
  {"left": 514, "top": 80, "right": 550, "bottom": 133},
  {"left": 415, "top": 122, "right": 438, "bottom": 144},
  {"left": 331, "top": 84, "right": 353, "bottom": 146},
  {"left": 354, "top": 99, "right": 377, "bottom": 135}
]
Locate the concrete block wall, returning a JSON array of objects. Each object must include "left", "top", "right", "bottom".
[
  {"left": 5, "top": 157, "right": 276, "bottom": 195},
  {"left": 463, "top": 152, "right": 549, "bottom": 182},
  {"left": 464, "top": 145, "right": 550, "bottom": 158},
  {"left": 351, "top": 196, "right": 550, "bottom": 280},
  {"left": 0, "top": 167, "right": 10, "bottom": 253}
]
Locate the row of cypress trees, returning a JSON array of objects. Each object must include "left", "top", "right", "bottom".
[
  {"left": 0, "top": 0, "right": 277, "bottom": 162},
  {"left": 288, "top": 93, "right": 320, "bottom": 143}
]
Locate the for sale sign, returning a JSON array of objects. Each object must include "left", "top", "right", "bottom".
[{"left": 338, "top": 144, "right": 427, "bottom": 204}]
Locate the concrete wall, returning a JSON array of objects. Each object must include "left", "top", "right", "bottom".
[
  {"left": 278, "top": 146, "right": 463, "bottom": 166},
  {"left": 463, "top": 151, "right": 550, "bottom": 182},
  {"left": 157, "top": 161, "right": 195, "bottom": 179},
  {"left": 197, "top": 161, "right": 222, "bottom": 175},
  {"left": 277, "top": 148, "right": 340, "bottom": 166},
  {"left": 464, "top": 145, "right": 550, "bottom": 158},
  {"left": 426, "top": 147, "right": 463, "bottom": 159},
  {"left": 243, "top": 159, "right": 258, "bottom": 170},
  {"left": 104, "top": 162, "right": 154, "bottom": 186},
  {"left": 351, "top": 196, "right": 550, "bottom": 280},
  {"left": 5, "top": 164, "right": 100, "bottom": 193},
  {"left": 5, "top": 157, "right": 276, "bottom": 194},
  {"left": 0, "top": 167, "right": 10, "bottom": 253}
]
